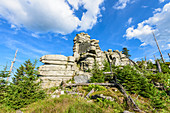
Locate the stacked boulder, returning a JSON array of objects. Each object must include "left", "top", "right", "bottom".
[
  {"left": 38, "top": 32, "right": 134, "bottom": 88},
  {"left": 73, "top": 33, "right": 106, "bottom": 70},
  {"left": 38, "top": 55, "right": 75, "bottom": 88}
]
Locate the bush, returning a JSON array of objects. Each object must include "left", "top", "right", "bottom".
[
  {"left": 90, "top": 60, "right": 105, "bottom": 83},
  {"left": 87, "top": 84, "right": 107, "bottom": 92},
  {"left": 4, "top": 60, "right": 46, "bottom": 109},
  {"left": 0, "top": 65, "right": 10, "bottom": 103}
]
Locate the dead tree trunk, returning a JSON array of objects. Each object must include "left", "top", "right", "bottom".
[
  {"left": 105, "top": 53, "right": 117, "bottom": 82},
  {"left": 86, "top": 88, "right": 94, "bottom": 98},
  {"left": 66, "top": 83, "right": 116, "bottom": 87},
  {"left": 7, "top": 49, "right": 18, "bottom": 81},
  {"left": 104, "top": 60, "right": 143, "bottom": 112},
  {"left": 116, "top": 83, "right": 142, "bottom": 112},
  {"left": 154, "top": 55, "right": 162, "bottom": 73},
  {"left": 152, "top": 32, "right": 165, "bottom": 63}
]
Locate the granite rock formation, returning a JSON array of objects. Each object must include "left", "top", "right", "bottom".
[{"left": 38, "top": 33, "right": 133, "bottom": 88}]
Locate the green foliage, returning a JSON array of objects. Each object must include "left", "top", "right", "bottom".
[
  {"left": 90, "top": 60, "right": 105, "bottom": 83},
  {"left": 114, "top": 65, "right": 169, "bottom": 109},
  {"left": 137, "top": 59, "right": 147, "bottom": 69},
  {"left": 96, "top": 98, "right": 123, "bottom": 112},
  {"left": 103, "top": 60, "right": 110, "bottom": 72},
  {"left": 115, "top": 65, "right": 153, "bottom": 97},
  {"left": 89, "top": 59, "right": 170, "bottom": 111},
  {"left": 146, "top": 61, "right": 157, "bottom": 69},
  {"left": 122, "top": 47, "right": 131, "bottom": 58},
  {"left": 0, "top": 65, "right": 10, "bottom": 103},
  {"left": 159, "top": 61, "right": 170, "bottom": 74},
  {"left": 146, "top": 72, "right": 170, "bottom": 87},
  {"left": 150, "top": 90, "right": 167, "bottom": 109},
  {"left": 4, "top": 59, "right": 46, "bottom": 109},
  {"left": 87, "top": 84, "right": 107, "bottom": 92},
  {"left": 49, "top": 86, "right": 59, "bottom": 93}
]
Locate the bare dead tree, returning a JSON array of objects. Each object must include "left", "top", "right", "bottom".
[
  {"left": 7, "top": 49, "right": 18, "bottom": 81},
  {"left": 154, "top": 55, "right": 162, "bottom": 73},
  {"left": 152, "top": 32, "right": 165, "bottom": 63}
]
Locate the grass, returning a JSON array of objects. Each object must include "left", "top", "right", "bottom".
[
  {"left": 1, "top": 86, "right": 169, "bottom": 113},
  {"left": 0, "top": 104, "right": 15, "bottom": 113},
  {"left": 19, "top": 95, "right": 104, "bottom": 113}
]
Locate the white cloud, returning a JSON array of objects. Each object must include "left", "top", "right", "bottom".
[
  {"left": 148, "top": 59, "right": 154, "bottom": 63},
  {"left": 128, "top": 17, "right": 133, "bottom": 24},
  {"left": 113, "top": 0, "right": 131, "bottom": 9},
  {"left": 11, "top": 24, "right": 16, "bottom": 29},
  {"left": 31, "top": 33, "right": 39, "bottom": 38},
  {"left": 0, "top": 0, "right": 104, "bottom": 35},
  {"left": 140, "top": 42, "right": 147, "bottom": 47},
  {"left": 153, "top": 8, "right": 161, "bottom": 13},
  {"left": 101, "top": 6, "right": 106, "bottom": 11},
  {"left": 4, "top": 38, "right": 49, "bottom": 57},
  {"left": 125, "top": 2, "right": 170, "bottom": 51},
  {"left": 77, "top": 0, "right": 104, "bottom": 31},
  {"left": 60, "top": 36, "right": 68, "bottom": 40},
  {"left": 168, "top": 44, "right": 170, "bottom": 48},
  {"left": 67, "top": 0, "right": 80, "bottom": 10},
  {"left": 159, "top": 0, "right": 165, "bottom": 3},
  {"left": 142, "top": 6, "right": 148, "bottom": 8}
]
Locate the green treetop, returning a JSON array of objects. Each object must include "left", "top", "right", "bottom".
[{"left": 122, "top": 47, "right": 131, "bottom": 58}]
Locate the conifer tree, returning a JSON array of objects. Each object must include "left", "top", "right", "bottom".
[
  {"left": 0, "top": 65, "right": 10, "bottom": 103},
  {"left": 122, "top": 47, "right": 131, "bottom": 58},
  {"left": 5, "top": 59, "right": 46, "bottom": 109}
]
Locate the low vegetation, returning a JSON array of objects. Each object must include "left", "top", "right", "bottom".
[{"left": 0, "top": 59, "right": 169, "bottom": 113}]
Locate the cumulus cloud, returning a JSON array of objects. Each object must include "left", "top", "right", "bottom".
[
  {"left": 77, "top": 0, "right": 104, "bottom": 31},
  {"left": 11, "top": 24, "right": 17, "bottom": 29},
  {"left": 31, "top": 33, "right": 39, "bottom": 38},
  {"left": 60, "top": 36, "right": 68, "bottom": 40},
  {"left": 0, "top": 0, "right": 104, "bottom": 34},
  {"left": 168, "top": 44, "right": 170, "bottom": 47},
  {"left": 128, "top": 17, "right": 133, "bottom": 24},
  {"left": 140, "top": 42, "right": 147, "bottom": 47},
  {"left": 153, "top": 8, "right": 161, "bottom": 13},
  {"left": 159, "top": 0, "right": 165, "bottom": 3},
  {"left": 113, "top": 0, "right": 131, "bottom": 9},
  {"left": 125, "top": 2, "right": 170, "bottom": 50}
]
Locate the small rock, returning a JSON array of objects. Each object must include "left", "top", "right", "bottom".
[
  {"left": 51, "top": 95, "right": 60, "bottom": 98},
  {"left": 108, "top": 49, "right": 112, "bottom": 52},
  {"left": 74, "top": 75, "right": 89, "bottom": 83},
  {"left": 123, "top": 111, "right": 134, "bottom": 113},
  {"left": 60, "top": 91, "right": 64, "bottom": 95},
  {"left": 16, "top": 110, "right": 23, "bottom": 113},
  {"left": 87, "top": 100, "right": 93, "bottom": 103}
]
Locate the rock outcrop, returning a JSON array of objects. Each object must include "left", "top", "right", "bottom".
[
  {"left": 39, "top": 33, "right": 133, "bottom": 88},
  {"left": 38, "top": 55, "right": 75, "bottom": 88}
]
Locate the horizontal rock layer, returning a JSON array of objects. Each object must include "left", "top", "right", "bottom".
[{"left": 39, "top": 33, "right": 134, "bottom": 88}]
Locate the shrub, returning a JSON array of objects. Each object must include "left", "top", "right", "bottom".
[
  {"left": 90, "top": 60, "right": 105, "bottom": 83},
  {"left": 0, "top": 65, "right": 10, "bottom": 103},
  {"left": 87, "top": 84, "right": 107, "bottom": 92},
  {"left": 4, "top": 59, "right": 46, "bottom": 109}
]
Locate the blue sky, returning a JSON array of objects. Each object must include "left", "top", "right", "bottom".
[{"left": 0, "top": 0, "right": 170, "bottom": 74}]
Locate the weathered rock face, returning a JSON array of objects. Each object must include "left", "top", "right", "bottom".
[
  {"left": 38, "top": 55, "right": 75, "bottom": 88},
  {"left": 39, "top": 33, "right": 134, "bottom": 88}
]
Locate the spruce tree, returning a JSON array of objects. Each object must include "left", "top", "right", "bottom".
[
  {"left": 122, "top": 47, "right": 131, "bottom": 58},
  {"left": 0, "top": 65, "right": 10, "bottom": 103},
  {"left": 5, "top": 59, "right": 46, "bottom": 109}
]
